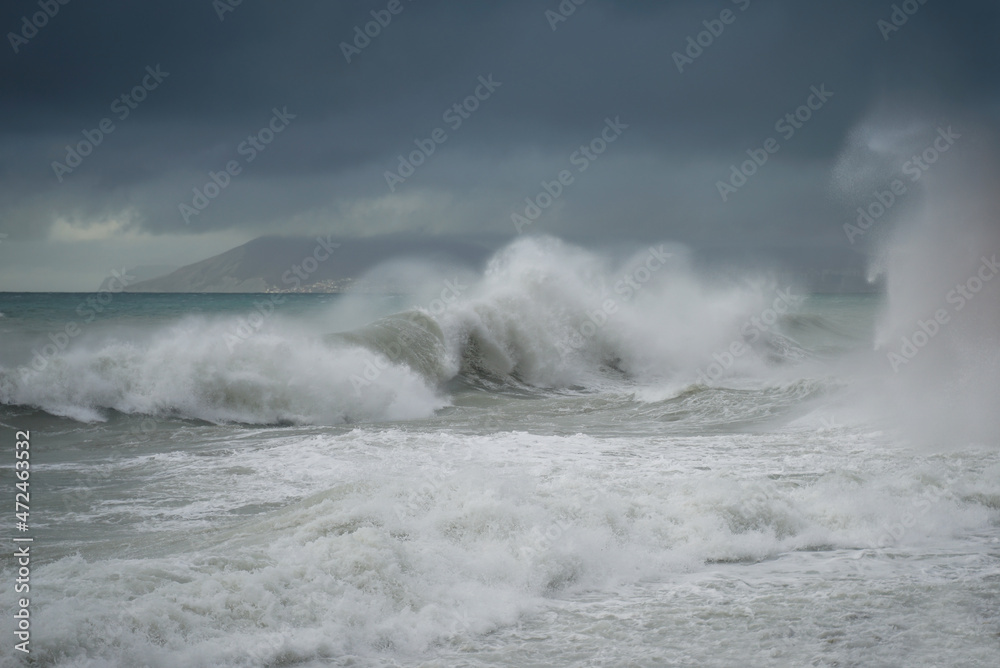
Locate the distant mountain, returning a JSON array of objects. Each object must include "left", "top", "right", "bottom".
[
  {"left": 124, "top": 235, "right": 495, "bottom": 293},
  {"left": 99, "top": 265, "right": 177, "bottom": 291},
  {"left": 124, "top": 234, "right": 877, "bottom": 294}
]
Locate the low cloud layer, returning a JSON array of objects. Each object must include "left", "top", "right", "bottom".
[{"left": 1, "top": 0, "right": 997, "bottom": 288}]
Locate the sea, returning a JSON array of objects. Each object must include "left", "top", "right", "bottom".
[{"left": 1, "top": 237, "right": 998, "bottom": 667}]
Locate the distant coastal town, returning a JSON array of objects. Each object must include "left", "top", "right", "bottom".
[{"left": 262, "top": 278, "right": 408, "bottom": 294}]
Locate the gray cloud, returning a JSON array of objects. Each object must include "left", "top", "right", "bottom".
[{"left": 0, "top": 0, "right": 997, "bottom": 287}]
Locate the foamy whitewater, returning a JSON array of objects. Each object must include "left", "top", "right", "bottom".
[{"left": 1, "top": 230, "right": 998, "bottom": 666}]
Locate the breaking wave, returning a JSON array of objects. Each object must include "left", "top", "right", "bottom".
[{"left": 0, "top": 237, "right": 819, "bottom": 425}]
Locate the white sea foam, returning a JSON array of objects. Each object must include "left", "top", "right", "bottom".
[
  {"left": 0, "top": 228, "right": 997, "bottom": 666},
  {"left": 0, "top": 237, "right": 810, "bottom": 425},
  {"left": 0, "top": 319, "right": 446, "bottom": 424},
  {"left": 4, "top": 427, "right": 996, "bottom": 667}
]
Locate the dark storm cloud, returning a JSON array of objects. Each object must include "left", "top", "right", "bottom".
[{"left": 0, "top": 0, "right": 997, "bottom": 247}]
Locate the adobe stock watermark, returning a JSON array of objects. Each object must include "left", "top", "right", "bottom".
[
  {"left": 545, "top": 0, "right": 588, "bottom": 32},
  {"left": 391, "top": 441, "right": 475, "bottom": 523},
  {"left": 51, "top": 65, "right": 170, "bottom": 183},
  {"left": 383, "top": 75, "right": 501, "bottom": 192},
  {"left": 278, "top": 235, "right": 340, "bottom": 291},
  {"left": 844, "top": 126, "right": 960, "bottom": 244},
  {"left": 223, "top": 296, "right": 286, "bottom": 352},
  {"left": 15, "top": 267, "right": 137, "bottom": 382},
  {"left": 518, "top": 490, "right": 603, "bottom": 560},
  {"left": 556, "top": 245, "right": 671, "bottom": 357},
  {"left": 695, "top": 287, "right": 801, "bottom": 385},
  {"left": 710, "top": 476, "right": 794, "bottom": 538},
  {"left": 213, "top": 0, "right": 244, "bottom": 22},
  {"left": 7, "top": 0, "right": 72, "bottom": 54},
  {"left": 512, "top": 117, "right": 628, "bottom": 233},
  {"left": 874, "top": 475, "right": 957, "bottom": 548},
  {"left": 349, "top": 276, "right": 467, "bottom": 395},
  {"left": 58, "top": 419, "right": 158, "bottom": 514},
  {"left": 877, "top": 0, "right": 931, "bottom": 41},
  {"left": 224, "top": 236, "right": 340, "bottom": 350},
  {"left": 716, "top": 84, "right": 833, "bottom": 202},
  {"left": 340, "top": 0, "right": 416, "bottom": 63},
  {"left": 672, "top": 0, "right": 751, "bottom": 74},
  {"left": 179, "top": 106, "right": 296, "bottom": 224},
  {"left": 886, "top": 255, "right": 998, "bottom": 372}
]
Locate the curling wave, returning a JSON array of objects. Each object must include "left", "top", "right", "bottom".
[{"left": 0, "top": 237, "right": 814, "bottom": 425}]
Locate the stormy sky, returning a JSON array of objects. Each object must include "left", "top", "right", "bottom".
[{"left": 1, "top": 0, "right": 998, "bottom": 289}]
